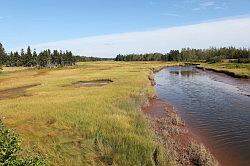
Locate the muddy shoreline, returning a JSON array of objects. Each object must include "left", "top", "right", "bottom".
[
  {"left": 143, "top": 98, "right": 218, "bottom": 166},
  {"left": 196, "top": 66, "right": 249, "bottom": 79},
  {"left": 144, "top": 68, "right": 219, "bottom": 166},
  {"left": 0, "top": 84, "right": 41, "bottom": 100}
]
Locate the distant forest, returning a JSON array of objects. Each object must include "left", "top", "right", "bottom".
[
  {"left": 115, "top": 47, "right": 250, "bottom": 63},
  {"left": 1, "top": 43, "right": 250, "bottom": 68},
  {"left": 0, "top": 43, "right": 110, "bottom": 68}
]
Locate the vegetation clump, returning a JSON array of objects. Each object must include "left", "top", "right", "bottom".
[
  {"left": 146, "top": 99, "right": 217, "bottom": 166},
  {"left": 0, "top": 120, "right": 46, "bottom": 166},
  {"left": 188, "top": 142, "right": 217, "bottom": 166}
]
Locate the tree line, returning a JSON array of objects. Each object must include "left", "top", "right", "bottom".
[
  {"left": 0, "top": 43, "right": 76, "bottom": 68},
  {"left": 115, "top": 47, "right": 250, "bottom": 63},
  {"left": 74, "top": 55, "right": 113, "bottom": 62},
  {"left": 2, "top": 43, "right": 250, "bottom": 67},
  {"left": 0, "top": 43, "right": 111, "bottom": 68}
]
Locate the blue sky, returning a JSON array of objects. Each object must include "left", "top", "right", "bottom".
[{"left": 1, "top": 0, "right": 250, "bottom": 57}]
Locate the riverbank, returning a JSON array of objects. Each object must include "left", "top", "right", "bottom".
[
  {"left": 143, "top": 97, "right": 218, "bottom": 166},
  {"left": 153, "top": 65, "right": 250, "bottom": 166},
  {"left": 197, "top": 63, "right": 250, "bottom": 78},
  {"left": 144, "top": 67, "right": 219, "bottom": 166}
]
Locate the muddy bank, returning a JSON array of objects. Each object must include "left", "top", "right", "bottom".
[
  {"left": 0, "top": 84, "right": 40, "bottom": 100},
  {"left": 71, "top": 79, "right": 113, "bottom": 87},
  {"left": 197, "top": 67, "right": 250, "bottom": 96},
  {"left": 143, "top": 98, "right": 218, "bottom": 166},
  {"left": 155, "top": 65, "right": 250, "bottom": 166},
  {"left": 196, "top": 66, "right": 249, "bottom": 79}
]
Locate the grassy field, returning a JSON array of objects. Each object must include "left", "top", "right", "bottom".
[
  {"left": 198, "top": 62, "right": 250, "bottom": 78},
  {"left": 0, "top": 61, "right": 181, "bottom": 166}
]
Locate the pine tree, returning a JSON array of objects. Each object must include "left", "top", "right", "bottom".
[
  {"left": 20, "top": 49, "right": 25, "bottom": 66},
  {"left": 7, "top": 51, "right": 14, "bottom": 66},
  {"left": 33, "top": 50, "right": 38, "bottom": 66},
  {"left": 13, "top": 52, "right": 20, "bottom": 66},
  {"left": 26, "top": 46, "right": 33, "bottom": 67},
  {"left": 0, "top": 43, "right": 6, "bottom": 68}
]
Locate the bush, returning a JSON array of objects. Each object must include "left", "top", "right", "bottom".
[
  {"left": 237, "top": 58, "right": 250, "bottom": 63},
  {"left": 188, "top": 142, "right": 217, "bottom": 166},
  {"left": 207, "top": 56, "right": 222, "bottom": 63},
  {"left": 0, "top": 120, "right": 46, "bottom": 166}
]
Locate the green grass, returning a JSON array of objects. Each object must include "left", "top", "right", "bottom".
[
  {"left": 198, "top": 62, "right": 250, "bottom": 78},
  {"left": 0, "top": 61, "right": 181, "bottom": 166}
]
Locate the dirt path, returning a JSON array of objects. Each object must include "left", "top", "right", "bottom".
[{"left": 143, "top": 98, "right": 219, "bottom": 166}]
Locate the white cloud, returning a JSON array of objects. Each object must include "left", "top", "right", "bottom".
[
  {"left": 193, "top": 1, "right": 225, "bottom": 11},
  {"left": 14, "top": 17, "right": 250, "bottom": 58},
  {"left": 214, "top": 6, "right": 224, "bottom": 10},
  {"left": 193, "top": 1, "right": 214, "bottom": 11},
  {"left": 161, "top": 13, "right": 179, "bottom": 17},
  {"left": 200, "top": 1, "right": 215, "bottom": 7}
]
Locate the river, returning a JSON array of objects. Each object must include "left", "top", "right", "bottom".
[{"left": 154, "top": 66, "right": 250, "bottom": 166}]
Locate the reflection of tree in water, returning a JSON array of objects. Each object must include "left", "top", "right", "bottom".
[{"left": 170, "top": 70, "right": 198, "bottom": 77}]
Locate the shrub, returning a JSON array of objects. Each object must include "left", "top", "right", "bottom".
[
  {"left": 237, "top": 58, "right": 250, "bottom": 63},
  {"left": 0, "top": 120, "right": 46, "bottom": 166},
  {"left": 188, "top": 142, "right": 217, "bottom": 166},
  {"left": 207, "top": 56, "right": 222, "bottom": 63}
]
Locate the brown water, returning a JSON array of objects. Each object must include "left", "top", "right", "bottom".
[{"left": 155, "top": 66, "right": 250, "bottom": 166}]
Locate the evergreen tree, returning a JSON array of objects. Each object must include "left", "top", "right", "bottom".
[
  {"left": 0, "top": 43, "right": 82, "bottom": 68},
  {"left": 33, "top": 50, "right": 38, "bottom": 66},
  {"left": 20, "top": 49, "right": 25, "bottom": 66},
  {"left": 6, "top": 51, "right": 14, "bottom": 66},
  {"left": 26, "top": 46, "right": 33, "bottom": 67},
  {"left": 0, "top": 43, "right": 6, "bottom": 67},
  {"left": 115, "top": 47, "right": 250, "bottom": 63}
]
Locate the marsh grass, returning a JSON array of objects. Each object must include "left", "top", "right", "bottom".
[
  {"left": 198, "top": 62, "right": 250, "bottom": 78},
  {"left": 0, "top": 61, "right": 180, "bottom": 166},
  {"left": 188, "top": 142, "right": 218, "bottom": 166}
]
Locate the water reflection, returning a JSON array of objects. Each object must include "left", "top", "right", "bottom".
[
  {"left": 155, "top": 66, "right": 250, "bottom": 166},
  {"left": 170, "top": 70, "right": 198, "bottom": 77}
]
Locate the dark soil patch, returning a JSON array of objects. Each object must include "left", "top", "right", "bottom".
[
  {"left": 96, "top": 67, "right": 114, "bottom": 71},
  {"left": 33, "top": 70, "right": 48, "bottom": 77},
  {"left": 0, "top": 84, "right": 40, "bottom": 100},
  {"left": 148, "top": 75, "right": 156, "bottom": 86},
  {"left": 129, "top": 70, "right": 140, "bottom": 73},
  {"left": 72, "top": 79, "right": 113, "bottom": 87},
  {"left": 143, "top": 98, "right": 218, "bottom": 166}
]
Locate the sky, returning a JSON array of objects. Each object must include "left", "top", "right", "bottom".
[{"left": 1, "top": 0, "right": 250, "bottom": 57}]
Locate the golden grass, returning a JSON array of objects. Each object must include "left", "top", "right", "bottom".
[
  {"left": 0, "top": 61, "right": 181, "bottom": 166},
  {"left": 1, "top": 66, "right": 30, "bottom": 72},
  {"left": 198, "top": 62, "right": 250, "bottom": 78}
]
